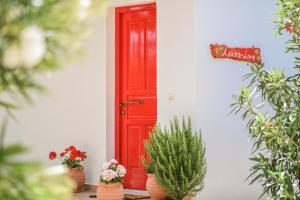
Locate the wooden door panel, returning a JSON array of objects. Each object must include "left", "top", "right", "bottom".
[
  {"left": 126, "top": 21, "right": 145, "bottom": 91},
  {"left": 116, "top": 3, "right": 156, "bottom": 190},
  {"left": 146, "top": 19, "right": 157, "bottom": 90},
  {"left": 127, "top": 125, "right": 143, "bottom": 168},
  {"left": 127, "top": 97, "right": 157, "bottom": 118}
]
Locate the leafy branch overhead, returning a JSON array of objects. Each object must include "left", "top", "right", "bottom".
[
  {"left": 0, "top": 0, "right": 104, "bottom": 116},
  {"left": 0, "top": 1, "right": 106, "bottom": 200},
  {"left": 231, "top": 0, "right": 300, "bottom": 199}
]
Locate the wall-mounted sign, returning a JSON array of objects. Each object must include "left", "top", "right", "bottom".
[{"left": 210, "top": 44, "right": 262, "bottom": 64}]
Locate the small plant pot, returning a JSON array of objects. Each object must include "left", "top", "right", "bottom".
[
  {"left": 68, "top": 167, "right": 86, "bottom": 193},
  {"left": 146, "top": 174, "right": 168, "bottom": 200},
  {"left": 97, "top": 182, "right": 124, "bottom": 200}
]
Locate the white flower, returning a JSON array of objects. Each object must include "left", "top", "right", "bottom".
[
  {"left": 32, "top": 0, "right": 44, "bottom": 7},
  {"left": 20, "top": 25, "right": 46, "bottom": 68},
  {"left": 79, "top": 0, "right": 91, "bottom": 8},
  {"left": 117, "top": 165, "right": 126, "bottom": 177},
  {"left": 77, "top": 0, "right": 91, "bottom": 20},
  {"left": 102, "top": 162, "right": 111, "bottom": 170},
  {"left": 109, "top": 159, "right": 118, "bottom": 164},
  {"left": 3, "top": 44, "right": 23, "bottom": 68},
  {"left": 64, "top": 153, "right": 70, "bottom": 159}
]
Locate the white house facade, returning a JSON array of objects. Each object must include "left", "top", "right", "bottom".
[{"left": 7, "top": 0, "right": 293, "bottom": 199}]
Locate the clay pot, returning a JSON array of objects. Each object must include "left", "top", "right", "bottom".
[
  {"left": 146, "top": 174, "right": 168, "bottom": 200},
  {"left": 97, "top": 182, "right": 124, "bottom": 200},
  {"left": 68, "top": 167, "right": 86, "bottom": 193},
  {"left": 183, "top": 196, "right": 192, "bottom": 200}
]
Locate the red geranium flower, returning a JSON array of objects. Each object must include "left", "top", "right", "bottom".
[
  {"left": 80, "top": 152, "right": 87, "bottom": 159},
  {"left": 49, "top": 152, "right": 57, "bottom": 160},
  {"left": 75, "top": 150, "right": 81, "bottom": 156},
  {"left": 49, "top": 146, "right": 87, "bottom": 168},
  {"left": 70, "top": 154, "right": 76, "bottom": 161},
  {"left": 69, "top": 146, "right": 76, "bottom": 151}
]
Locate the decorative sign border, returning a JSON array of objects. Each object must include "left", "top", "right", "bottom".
[{"left": 210, "top": 44, "right": 262, "bottom": 64}]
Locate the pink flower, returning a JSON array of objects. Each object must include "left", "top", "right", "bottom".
[
  {"left": 101, "top": 169, "right": 118, "bottom": 182},
  {"left": 100, "top": 159, "right": 127, "bottom": 183},
  {"left": 117, "top": 165, "right": 126, "bottom": 177},
  {"left": 109, "top": 159, "right": 118, "bottom": 164},
  {"left": 263, "top": 122, "right": 269, "bottom": 129},
  {"left": 102, "top": 162, "right": 111, "bottom": 170}
]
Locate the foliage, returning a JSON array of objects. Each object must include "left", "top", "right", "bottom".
[
  {"left": 99, "top": 159, "right": 126, "bottom": 184},
  {"left": 49, "top": 146, "right": 87, "bottom": 168},
  {"left": 145, "top": 117, "right": 207, "bottom": 200},
  {"left": 275, "top": 0, "right": 300, "bottom": 53},
  {"left": 231, "top": 0, "right": 300, "bottom": 199},
  {"left": 142, "top": 159, "right": 155, "bottom": 174},
  {"left": 0, "top": 0, "right": 105, "bottom": 116},
  {"left": 0, "top": 0, "right": 106, "bottom": 199},
  {"left": 0, "top": 122, "right": 73, "bottom": 200}
]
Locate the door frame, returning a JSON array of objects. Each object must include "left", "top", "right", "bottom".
[{"left": 115, "top": 3, "right": 157, "bottom": 163}]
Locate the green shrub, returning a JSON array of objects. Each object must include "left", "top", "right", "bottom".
[
  {"left": 145, "top": 117, "right": 207, "bottom": 200},
  {"left": 142, "top": 159, "right": 155, "bottom": 174},
  {"left": 231, "top": 1, "right": 300, "bottom": 199}
]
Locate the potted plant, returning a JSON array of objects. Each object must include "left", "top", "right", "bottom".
[
  {"left": 97, "top": 159, "right": 126, "bottom": 200},
  {"left": 143, "top": 160, "right": 168, "bottom": 200},
  {"left": 145, "top": 117, "right": 207, "bottom": 200},
  {"left": 49, "top": 146, "right": 87, "bottom": 193}
]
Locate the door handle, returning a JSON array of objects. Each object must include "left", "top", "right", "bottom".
[{"left": 120, "top": 100, "right": 144, "bottom": 107}]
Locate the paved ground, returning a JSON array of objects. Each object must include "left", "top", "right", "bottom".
[
  {"left": 74, "top": 192, "right": 96, "bottom": 200},
  {"left": 74, "top": 192, "right": 151, "bottom": 200}
]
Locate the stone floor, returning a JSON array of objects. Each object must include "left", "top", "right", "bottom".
[
  {"left": 74, "top": 192, "right": 151, "bottom": 200},
  {"left": 74, "top": 192, "right": 96, "bottom": 200}
]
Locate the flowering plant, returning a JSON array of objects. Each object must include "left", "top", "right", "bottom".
[
  {"left": 231, "top": 1, "right": 300, "bottom": 199},
  {"left": 100, "top": 159, "right": 126, "bottom": 184},
  {"left": 49, "top": 146, "right": 87, "bottom": 169}
]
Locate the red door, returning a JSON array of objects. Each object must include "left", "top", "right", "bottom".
[{"left": 115, "top": 4, "right": 157, "bottom": 190}]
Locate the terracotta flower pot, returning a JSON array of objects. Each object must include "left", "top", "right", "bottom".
[
  {"left": 97, "top": 182, "right": 124, "bottom": 200},
  {"left": 146, "top": 174, "right": 168, "bottom": 200},
  {"left": 68, "top": 167, "right": 86, "bottom": 193},
  {"left": 183, "top": 196, "right": 192, "bottom": 200}
]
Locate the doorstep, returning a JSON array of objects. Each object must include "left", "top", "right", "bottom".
[{"left": 77, "top": 184, "right": 150, "bottom": 200}]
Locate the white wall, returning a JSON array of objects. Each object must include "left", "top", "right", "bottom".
[
  {"left": 157, "top": 0, "right": 198, "bottom": 124},
  {"left": 5, "top": 0, "right": 295, "bottom": 199}
]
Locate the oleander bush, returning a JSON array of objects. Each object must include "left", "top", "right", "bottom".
[{"left": 231, "top": 0, "right": 300, "bottom": 199}]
